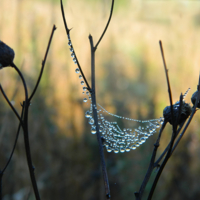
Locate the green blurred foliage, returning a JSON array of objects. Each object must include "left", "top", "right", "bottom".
[{"left": 1, "top": 0, "right": 200, "bottom": 199}]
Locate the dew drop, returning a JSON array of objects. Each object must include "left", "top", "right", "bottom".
[
  {"left": 125, "top": 147, "right": 131, "bottom": 152},
  {"left": 89, "top": 118, "right": 94, "bottom": 125},
  {"left": 130, "top": 145, "right": 136, "bottom": 150},
  {"left": 156, "top": 123, "right": 160, "bottom": 128},
  {"left": 85, "top": 111, "right": 91, "bottom": 118},
  {"left": 70, "top": 47, "right": 73, "bottom": 52},
  {"left": 81, "top": 81, "right": 84, "bottom": 85},
  {"left": 120, "top": 148, "right": 125, "bottom": 153},
  {"left": 73, "top": 58, "right": 76, "bottom": 62},
  {"left": 91, "top": 126, "right": 96, "bottom": 134},
  {"left": 149, "top": 128, "right": 153, "bottom": 134},
  {"left": 83, "top": 98, "right": 87, "bottom": 103},
  {"left": 160, "top": 118, "right": 164, "bottom": 124},
  {"left": 71, "top": 53, "right": 75, "bottom": 58},
  {"left": 68, "top": 41, "right": 72, "bottom": 46},
  {"left": 99, "top": 126, "right": 104, "bottom": 132},
  {"left": 75, "top": 68, "right": 80, "bottom": 73},
  {"left": 83, "top": 87, "right": 87, "bottom": 91},
  {"left": 114, "top": 148, "right": 119, "bottom": 153},
  {"left": 140, "top": 137, "right": 146, "bottom": 143},
  {"left": 135, "top": 142, "right": 140, "bottom": 147},
  {"left": 107, "top": 147, "right": 112, "bottom": 153},
  {"left": 79, "top": 75, "right": 82, "bottom": 79}
]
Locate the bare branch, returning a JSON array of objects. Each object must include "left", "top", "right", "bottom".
[
  {"left": 94, "top": 0, "right": 115, "bottom": 50},
  {"left": 0, "top": 84, "right": 22, "bottom": 123},
  {"left": 29, "top": 25, "right": 56, "bottom": 101},
  {"left": 89, "top": 35, "right": 111, "bottom": 199}
]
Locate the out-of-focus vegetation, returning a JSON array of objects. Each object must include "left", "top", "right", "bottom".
[{"left": 1, "top": 0, "right": 200, "bottom": 199}]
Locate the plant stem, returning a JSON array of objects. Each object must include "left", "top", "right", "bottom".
[{"left": 89, "top": 35, "right": 111, "bottom": 199}]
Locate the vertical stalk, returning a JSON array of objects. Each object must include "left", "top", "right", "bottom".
[
  {"left": 11, "top": 63, "right": 41, "bottom": 200},
  {"left": 22, "top": 100, "right": 41, "bottom": 200},
  {"left": 89, "top": 35, "right": 110, "bottom": 199}
]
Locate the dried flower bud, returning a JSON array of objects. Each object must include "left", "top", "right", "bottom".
[
  {"left": 0, "top": 40, "right": 15, "bottom": 68},
  {"left": 163, "top": 101, "right": 192, "bottom": 125},
  {"left": 191, "top": 90, "right": 200, "bottom": 108}
]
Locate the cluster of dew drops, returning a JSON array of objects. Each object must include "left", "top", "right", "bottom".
[{"left": 68, "top": 34, "right": 165, "bottom": 153}]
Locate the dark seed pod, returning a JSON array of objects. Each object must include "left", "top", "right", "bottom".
[
  {"left": 0, "top": 40, "right": 15, "bottom": 68},
  {"left": 163, "top": 101, "right": 192, "bottom": 125},
  {"left": 191, "top": 90, "right": 200, "bottom": 108}
]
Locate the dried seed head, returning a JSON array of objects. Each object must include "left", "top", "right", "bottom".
[
  {"left": 163, "top": 101, "right": 192, "bottom": 125},
  {"left": 191, "top": 90, "right": 200, "bottom": 108},
  {"left": 0, "top": 40, "right": 15, "bottom": 68}
]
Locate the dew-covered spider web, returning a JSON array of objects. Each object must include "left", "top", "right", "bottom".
[
  {"left": 85, "top": 103, "right": 164, "bottom": 153},
  {"left": 67, "top": 34, "right": 190, "bottom": 153}
]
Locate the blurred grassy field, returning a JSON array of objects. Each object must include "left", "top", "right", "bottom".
[{"left": 1, "top": 0, "right": 200, "bottom": 199}]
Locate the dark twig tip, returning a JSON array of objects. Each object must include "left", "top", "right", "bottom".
[{"left": 53, "top": 25, "right": 57, "bottom": 30}]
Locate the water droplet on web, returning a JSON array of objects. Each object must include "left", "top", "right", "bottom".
[
  {"left": 79, "top": 75, "right": 82, "bottom": 79},
  {"left": 81, "top": 81, "right": 84, "bottom": 85},
  {"left": 107, "top": 147, "right": 112, "bottom": 153},
  {"left": 130, "top": 145, "right": 136, "bottom": 150},
  {"left": 73, "top": 58, "right": 76, "bottom": 62},
  {"left": 70, "top": 47, "right": 73, "bottom": 52},
  {"left": 85, "top": 103, "right": 165, "bottom": 153},
  {"left": 125, "top": 147, "right": 131, "bottom": 152},
  {"left": 75, "top": 68, "right": 80, "bottom": 73},
  {"left": 99, "top": 126, "right": 104, "bottom": 132},
  {"left": 83, "top": 87, "right": 87, "bottom": 91},
  {"left": 89, "top": 118, "right": 94, "bottom": 125},
  {"left": 83, "top": 98, "right": 87, "bottom": 103},
  {"left": 71, "top": 53, "right": 75, "bottom": 58},
  {"left": 140, "top": 137, "right": 146, "bottom": 143},
  {"left": 68, "top": 41, "right": 72, "bottom": 46},
  {"left": 135, "top": 142, "right": 140, "bottom": 147},
  {"left": 120, "top": 148, "right": 125, "bottom": 153},
  {"left": 91, "top": 126, "right": 97, "bottom": 134},
  {"left": 114, "top": 149, "right": 119, "bottom": 153},
  {"left": 85, "top": 111, "right": 91, "bottom": 118}
]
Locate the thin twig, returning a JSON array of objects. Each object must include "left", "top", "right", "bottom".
[
  {"left": 10, "top": 64, "right": 41, "bottom": 199},
  {"left": 148, "top": 96, "right": 185, "bottom": 200},
  {"left": 0, "top": 85, "right": 22, "bottom": 122},
  {"left": 89, "top": 35, "right": 110, "bottom": 199},
  {"left": 60, "top": 0, "right": 91, "bottom": 90},
  {"left": 29, "top": 25, "right": 56, "bottom": 101},
  {"left": 94, "top": 0, "right": 115, "bottom": 50},
  {"left": 155, "top": 121, "right": 185, "bottom": 165},
  {"left": 159, "top": 41, "right": 175, "bottom": 128},
  {"left": 2, "top": 106, "right": 25, "bottom": 173},
  {"left": 171, "top": 76, "right": 200, "bottom": 154},
  {"left": 135, "top": 121, "right": 167, "bottom": 200}
]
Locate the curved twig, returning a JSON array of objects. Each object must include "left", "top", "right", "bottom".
[
  {"left": 2, "top": 107, "right": 25, "bottom": 173},
  {"left": 10, "top": 63, "right": 28, "bottom": 101},
  {"left": 0, "top": 85, "right": 22, "bottom": 123},
  {"left": 60, "top": 0, "right": 91, "bottom": 90},
  {"left": 29, "top": 25, "right": 56, "bottom": 101},
  {"left": 94, "top": 0, "right": 115, "bottom": 50}
]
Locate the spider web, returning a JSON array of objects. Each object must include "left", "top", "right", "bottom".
[
  {"left": 67, "top": 34, "right": 190, "bottom": 153},
  {"left": 85, "top": 102, "right": 164, "bottom": 153}
]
